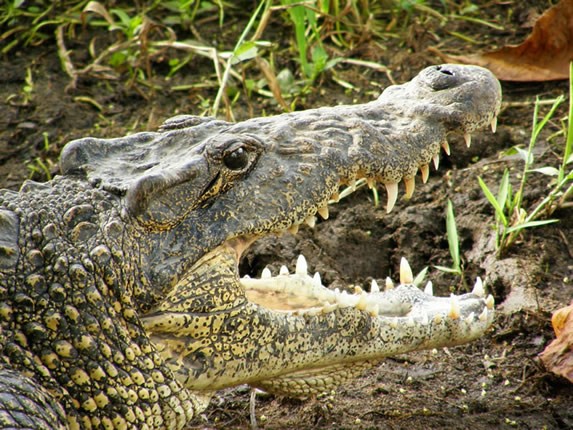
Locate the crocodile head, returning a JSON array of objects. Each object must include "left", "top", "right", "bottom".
[{"left": 61, "top": 64, "right": 501, "bottom": 398}]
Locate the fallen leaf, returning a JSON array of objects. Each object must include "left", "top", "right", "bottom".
[
  {"left": 430, "top": 0, "right": 573, "bottom": 81},
  {"left": 539, "top": 302, "right": 573, "bottom": 383}
]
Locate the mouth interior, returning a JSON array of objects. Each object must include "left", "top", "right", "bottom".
[{"left": 229, "top": 124, "right": 498, "bottom": 318}]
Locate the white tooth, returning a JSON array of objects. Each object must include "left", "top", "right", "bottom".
[
  {"left": 317, "top": 205, "right": 329, "bottom": 220},
  {"left": 242, "top": 275, "right": 251, "bottom": 279},
  {"left": 313, "top": 272, "right": 322, "bottom": 287},
  {"left": 367, "top": 178, "right": 375, "bottom": 189},
  {"left": 485, "top": 294, "right": 495, "bottom": 310},
  {"left": 385, "top": 182, "right": 398, "bottom": 213},
  {"left": 288, "top": 223, "right": 300, "bottom": 235},
  {"left": 295, "top": 255, "right": 308, "bottom": 275},
  {"left": 389, "top": 318, "right": 398, "bottom": 329},
  {"left": 339, "top": 291, "right": 358, "bottom": 307},
  {"left": 472, "top": 277, "right": 485, "bottom": 297},
  {"left": 448, "top": 295, "right": 461, "bottom": 319},
  {"left": 433, "top": 314, "right": 443, "bottom": 324},
  {"left": 399, "top": 257, "right": 413, "bottom": 284},
  {"left": 348, "top": 178, "right": 357, "bottom": 191},
  {"left": 304, "top": 215, "right": 316, "bottom": 228},
  {"left": 367, "top": 303, "right": 379, "bottom": 317},
  {"left": 420, "top": 164, "right": 430, "bottom": 183},
  {"left": 479, "top": 307, "right": 488, "bottom": 322},
  {"left": 305, "top": 308, "right": 320, "bottom": 317},
  {"left": 421, "top": 312, "right": 429, "bottom": 325},
  {"left": 441, "top": 140, "right": 451, "bottom": 155},
  {"left": 424, "top": 281, "right": 433, "bottom": 296},
  {"left": 491, "top": 116, "right": 498, "bottom": 133},
  {"left": 432, "top": 154, "right": 440, "bottom": 170},
  {"left": 334, "top": 288, "right": 340, "bottom": 295},
  {"left": 323, "top": 303, "right": 338, "bottom": 314},
  {"left": 407, "top": 317, "right": 415, "bottom": 327},
  {"left": 279, "top": 265, "right": 289, "bottom": 276},
  {"left": 404, "top": 177, "right": 415, "bottom": 199},
  {"left": 261, "top": 267, "right": 272, "bottom": 279},
  {"left": 464, "top": 133, "right": 472, "bottom": 148},
  {"left": 385, "top": 277, "right": 394, "bottom": 290},
  {"left": 354, "top": 285, "right": 363, "bottom": 294},
  {"left": 371, "top": 279, "right": 380, "bottom": 293},
  {"left": 356, "top": 292, "right": 368, "bottom": 311},
  {"left": 465, "top": 312, "right": 475, "bottom": 324}
]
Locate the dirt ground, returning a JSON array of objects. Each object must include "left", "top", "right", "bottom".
[{"left": 1, "top": 1, "right": 573, "bottom": 429}]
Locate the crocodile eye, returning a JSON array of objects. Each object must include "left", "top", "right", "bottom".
[{"left": 223, "top": 147, "right": 249, "bottom": 171}]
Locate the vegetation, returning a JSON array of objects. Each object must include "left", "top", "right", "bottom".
[
  {"left": 478, "top": 63, "right": 573, "bottom": 257},
  {"left": 4, "top": 0, "right": 572, "bottom": 278}
]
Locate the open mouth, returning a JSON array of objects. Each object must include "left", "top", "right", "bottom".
[
  {"left": 142, "top": 65, "right": 501, "bottom": 397},
  {"left": 236, "top": 120, "right": 498, "bottom": 321}
]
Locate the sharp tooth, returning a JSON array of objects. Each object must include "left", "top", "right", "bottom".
[
  {"left": 389, "top": 318, "right": 398, "bottom": 329},
  {"left": 367, "top": 178, "right": 375, "bottom": 189},
  {"left": 485, "top": 294, "right": 495, "bottom": 310},
  {"left": 441, "top": 140, "right": 451, "bottom": 155},
  {"left": 261, "top": 267, "right": 272, "bottom": 279},
  {"left": 385, "top": 277, "right": 394, "bottom": 290},
  {"left": 448, "top": 295, "right": 460, "bottom": 319},
  {"left": 295, "top": 255, "right": 308, "bottom": 275},
  {"left": 317, "top": 205, "right": 329, "bottom": 220},
  {"left": 491, "top": 116, "right": 498, "bottom": 133},
  {"left": 367, "top": 303, "right": 379, "bottom": 317},
  {"left": 479, "top": 307, "right": 488, "bottom": 322},
  {"left": 288, "top": 223, "right": 300, "bottom": 235},
  {"left": 385, "top": 182, "right": 399, "bottom": 213},
  {"left": 304, "top": 215, "right": 316, "bottom": 228},
  {"left": 371, "top": 279, "right": 380, "bottom": 293},
  {"left": 404, "top": 177, "right": 415, "bottom": 199},
  {"left": 432, "top": 154, "right": 440, "bottom": 170},
  {"left": 330, "top": 192, "right": 340, "bottom": 203},
  {"left": 323, "top": 303, "right": 338, "bottom": 314},
  {"left": 465, "top": 312, "right": 475, "bottom": 324},
  {"left": 472, "top": 277, "right": 485, "bottom": 298},
  {"left": 242, "top": 274, "right": 251, "bottom": 279},
  {"left": 420, "top": 164, "right": 430, "bottom": 183},
  {"left": 354, "top": 285, "right": 363, "bottom": 294},
  {"left": 464, "top": 133, "right": 472, "bottom": 148},
  {"left": 313, "top": 272, "right": 322, "bottom": 287},
  {"left": 407, "top": 317, "right": 415, "bottom": 327},
  {"left": 279, "top": 265, "right": 289, "bottom": 276},
  {"left": 356, "top": 292, "right": 368, "bottom": 311},
  {"left": 348, "top": 178, "right": 357, "bottom": 191},
  {"left": 433, "top": 314, "right": 442, "bottom": 324},
  {"left": 421, "top": 312, "right": 429, "bottom": 325},
  {"left": 399, "top": 257, "right": 413, "bottom": 284},
  {"left": 338, "top": 291, "right": 358, "bottom": 307},
  {"left": 424, "top": 281, "right": 433, "bottom": 296}
]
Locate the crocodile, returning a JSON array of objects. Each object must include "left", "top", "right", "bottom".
[{"left": 0, "top": 64, "right": 501, "bottom": 429}]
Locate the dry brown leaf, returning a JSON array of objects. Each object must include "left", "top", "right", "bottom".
[
  {"left": 539, "top": 302, "right": 573, "bottom": 383},
  {"left": 431, "top": 0, "right": 573, "bottom": 81}
]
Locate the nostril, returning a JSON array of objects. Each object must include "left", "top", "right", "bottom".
[{"left": 436, "top": 65, "right": 455, "bottom": 76}]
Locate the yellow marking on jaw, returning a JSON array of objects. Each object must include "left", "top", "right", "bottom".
[
  {"left": 71, "top": 368, "right": 91, "bottom": 385},
  {"left": 54, "top": 340, "right": 76, "bottom": 358},
  {"left": 82, "top": 397, "right": 97, "bottom": 412}
]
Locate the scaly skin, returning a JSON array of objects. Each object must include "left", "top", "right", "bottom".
[{"left": 0, "top": 64, "right": 501, "bottom": 428}]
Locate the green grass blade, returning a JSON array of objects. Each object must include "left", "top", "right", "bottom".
[
  {"left": 506, "top": 219, "right": 559, "bottom": 234},
  {"left": 478, "top": 176, "right": 508, "bottom": 226},
  {"left": 445, "top": 199, "right": 460, "bottom": 271},
  {"left": 561, "top": 61, "right": 573, "bottom": 182}
]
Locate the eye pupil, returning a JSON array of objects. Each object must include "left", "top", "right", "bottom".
[{"left": 223, "top": 147, "right": 249, "bottom": 170}]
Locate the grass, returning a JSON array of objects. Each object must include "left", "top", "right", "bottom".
[
  {"left": 1, "top": 0, "right": 437, "bottom": 116},
  {"left": 478, "top": 63, "right": 573, "bottom": 257}
]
